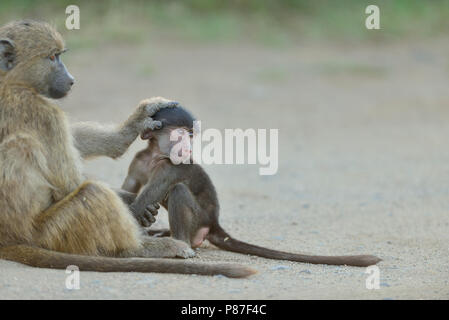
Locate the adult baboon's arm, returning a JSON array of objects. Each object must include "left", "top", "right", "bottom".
[
  {"left": 71, "top": 121, "right": 141, "bottom": 159},
  {"left": 71, "top": 98, "right": 178, "bottom": 159}
]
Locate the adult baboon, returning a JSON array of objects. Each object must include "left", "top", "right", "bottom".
[{"left": 0, "top": 20, "right": 255, "bottom": 278}]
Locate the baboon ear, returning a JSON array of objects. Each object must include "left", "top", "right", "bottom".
[{"left": 0, "top": 39, "right": 15, "bottom": 72}]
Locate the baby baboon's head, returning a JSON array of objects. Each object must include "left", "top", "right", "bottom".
[
  {"left": 0, "top": 20, "right": 74, "bottom": 99},
  {"left": 142, "top": 106, "right": 196, "bottom": 163}
]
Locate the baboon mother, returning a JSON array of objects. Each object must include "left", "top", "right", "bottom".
[{"left": 0, "top": 20, "right": 254, "bottom": 278}]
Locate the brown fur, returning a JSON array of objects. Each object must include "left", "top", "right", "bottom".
[
  {"left": 0, "top": 20, "right": 255, "bottom": 278},
  {"left": 125, "top": 126, "right": 382, "bottom": 268}
]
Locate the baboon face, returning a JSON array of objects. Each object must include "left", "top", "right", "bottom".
[
  {"left": 0, "top": 21, "right": 74, "bottom": 99},
  {"left": 160, "top": 126, "right": 193, "bottom": 156},
  {"left": 149, "top": 126, "right": 194, "bottom": 164},
  {"left": 142, "top": 106, "right": 196, "bottom": 163},
  {"left": 41, "top": 51, "right": 75, "bottom": 99}
]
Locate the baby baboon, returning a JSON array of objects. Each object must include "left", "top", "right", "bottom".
[
  {"left": 124, "top": 107, "right": 382, "bottom": 267},
  {"left": 0, "top": 20, "right": 255, "bottom": 278}
]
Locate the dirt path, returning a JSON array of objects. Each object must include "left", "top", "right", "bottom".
[{"left": 1, "top": 37, "right": 449, "bottom": 299}]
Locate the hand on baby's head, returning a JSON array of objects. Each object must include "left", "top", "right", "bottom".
[{"left": 140, "top": 105, "right": 195, "bottom": 142}]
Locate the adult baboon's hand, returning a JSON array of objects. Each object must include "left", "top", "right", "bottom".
[{"left": 135, "top": 97, "right": 179, "bottom": 139}]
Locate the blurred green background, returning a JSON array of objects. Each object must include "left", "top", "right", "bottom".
[{"left": 1, "top": 0, "right": 448, "bottom": 50}]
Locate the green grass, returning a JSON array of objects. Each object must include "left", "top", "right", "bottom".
[{"left": 0, "top": 0, "right": 448, "bottom": 50}]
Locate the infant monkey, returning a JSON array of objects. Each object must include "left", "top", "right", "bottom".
[{"left": 123, "top": 107, "right": 381, "bottom": 267}]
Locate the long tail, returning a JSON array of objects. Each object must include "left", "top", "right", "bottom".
[
  {"left": 0, "top": 245, "right": 256, "bottom": 278},
  {"left": 207, "top": 226, "right": 381, "bottom": 267}
]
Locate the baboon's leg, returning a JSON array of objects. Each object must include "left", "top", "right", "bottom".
[
  {"left": 131, "top": 161, "right": 195, "bottom": 218},
  {"left": 33, "top": 181, "right": 143, "bottom": 256},
  {"left": 0, "top": 133, "right": 53, "bottom": 245},
  {"left": 114, "top": 188, "right": 137, "bottom": 206},
  {"left": 167, "top": 183, "right": 205, "bottom": 248},
  {"left": 33, "top": 181, "right": 194, "bottom": 258}
]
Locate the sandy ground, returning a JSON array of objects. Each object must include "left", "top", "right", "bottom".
[{"left": 1, "top": 36, "right": 449, "bottom": 300}]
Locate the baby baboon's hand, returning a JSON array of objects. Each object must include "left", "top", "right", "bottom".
[
  {"left": 129, "top": 202, "right": 160, "bottom": 227},
  {"left": 136, "top": 97, "right": 179, "bottom": 139}
]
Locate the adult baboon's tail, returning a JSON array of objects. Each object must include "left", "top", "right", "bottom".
[
  {"left": 208, "top": 226, "right": 381, "bottom": 267},
  {"left": 0, "top": 245, "right": 257, "bottom": 278}
]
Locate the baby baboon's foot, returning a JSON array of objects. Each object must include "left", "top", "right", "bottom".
[
  {"left": 141, "top": 237, "right": 195, "bottom": 259},
  {"left": 173, "top": 239, "right": 196, "bottom": 259}
]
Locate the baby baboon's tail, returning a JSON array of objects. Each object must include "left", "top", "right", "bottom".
[
  {"left": 208, "top": 226, "right": 381, "bottom": 267},
  {"left": 0, "top": 245, "right": 257, "bottom": 278}
]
